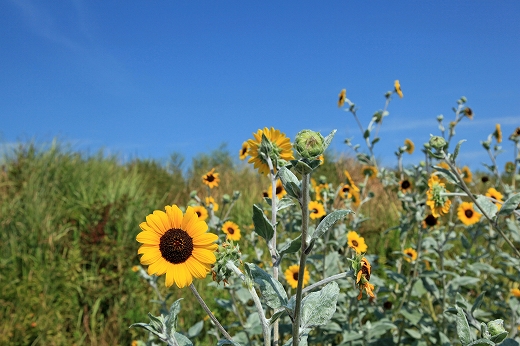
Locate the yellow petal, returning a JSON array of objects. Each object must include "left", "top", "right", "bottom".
[
  {"left": 136, "top": 231, "right": 160, "bottom": 245},
  {"left": 187, "top": 220, "right": 208, "bottom": 238},
  {"left": 147, "top": 257, "right": 169, "bottom": 276},
  {"left": 185, "top": 257, "right": 209, "bottom": 279},
  {"left": 146, "top": 213, "right": 167, "bottom": 234},
  {"left": 153, "top": 210, "right": 171, "bottom": 232},
  {"left": 173, "top": 263, "right": 192, "bottom": 288},
  {"left": 182, "top": 206, "right": 198, "bottom": 231},
  {"left": 138, "top": 244, "right": 157, "bottom": 254},
  {"left": 165, "top": 205, "right": 183, "bottom": 229},
  {"left": 139, "top": 248, "right": 163, "bottom": 265},
  {"left": 191, "top": 248, "right": 217, "bottom": 264},
  {"left": 192, "top": 233, "right": 218, "bottom": 246},
  {"left": 165, "top": 265, "right": 175, "bottom": 287}
]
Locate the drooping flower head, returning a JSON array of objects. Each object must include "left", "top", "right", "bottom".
[
  {"left": 362, "top": 165, "right": 378, "bottom": 179},
  {"left": 494, "top": 124, "right": 502, "bottom": 143},
  {"left": 354, "top": 256, "right": 374, "bottom": 300},
  {"left": 192, "top": 205, "right": 208, "bottom": 221},
  {"left": 267, "top": 179, "right": 287, "bottom": 200},
  {"left": 404, "top": 139, "right": 414, "bottom": 154},
  {"left": 136, "top": 205, "right": 218, "bottom": 288},
  {"left": 426, "top": 175, "right": 452, "bottom": 218},
  {"left": 247, "top": 127, "right": 294, "bottom": 176},
  {"left": 202, "top": 168, "right": 220, "bottom": 189},
  {"left": 338, "top": 89, "right": 347, "bottom": 108},
  {"left": 239, "top": 142, "right": 249, "bottom": 160},
  {"left": 485, "top": 188, "right": 503, "bottom": 211},
  {"left": 347, "top": 231, "right": 368, "bottom": 254},
  {"left": 457, "top": 202, "right": 482, "bottom": 226},
  {"left": 403, "top": 248, "right": 418, "bottom": 263},
  {"left": 394, "top": 80, "right": 403, "bottom": 98},
  {"left": 284, "top": 264, "right": 310, "bottom": 289},
  {"left": 221, "top": 221, "right": 241, "bottom": 241},
  {"left": 309, "top": 200, "right": 326, "bottom": 220},
  {"left": 461, "top": 166, "right": 472, "bottom": 184},
  {"left": 464, "top": 107, "right": 474, "bottom": 120}
]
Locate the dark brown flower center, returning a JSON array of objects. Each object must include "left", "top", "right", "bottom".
[
  {"left": 159, "top": 229, "right": 194, "bottom": 264},
  {"left": 206, "top": 174, "right": 215, "bottom": 182},
  {"left": 227, "top": 227, "right": 235, "bottom": 235},
  {"left": 241, "top": 147, "right": 247, "bottom": 155},
  {"left": 464, "top": 209, "right": 473, "bottom": 218},
  {"left": 343, "top": 186, "right": 350, "bottom": 193},
  {"left": 312, "top": 208, "right": 318, "bottom": 214},
  {"left": 276, "top": 186, "right": 283, "bottom": 194},
  {"left": 406, "top": 251, "right": 413, "bottom": 258},
  {"left": 424, "top": 214, "right": 437, "bottom": 226},
  {"left": 262, "top": 191, "right": 269, "bottom": 198},
  {"left": 292, "top": 272, "right": 299, "bottom": 281},
  {"left": 401, "top": 180, "right": 411, "bottom": 189},
  {"left": 195, "top": 211, "right": 202, "bottom": 217},
  {"left": 481, "top": 176, "right": 489, "bottom": 183},
  {"left": 352, "top": 240, "right": 358, "bottom": 247}
]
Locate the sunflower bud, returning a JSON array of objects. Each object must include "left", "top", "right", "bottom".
[
  {"left": 429, "top": 136, "right": 447, "bottom": 150},
  {"left": 294, "top": 130, "right": 326, "bottom": 158},
  {"left": 487, "top": 319, "right": 507, "bottom": 343}
]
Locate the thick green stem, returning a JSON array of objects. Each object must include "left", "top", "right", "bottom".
[{"left": 292, "top": 173, "right": 311, "bottom": 346}]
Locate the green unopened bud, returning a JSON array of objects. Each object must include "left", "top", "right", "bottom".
[
  {"left": 190, "top": 190, "right": 198, "bottom": 199},
  {"left": 436, "top": 114, "right": 444, "bottom": 122},
  {"left": 222, "top": 194, "right": 231, "bottom": 204},
  {"left": 294, "top": 130, "right": 325, "bottom": 158},
  {"left": 487, "top": 319, "right": 507, "bottom": 343},
  {"left": 481, "top": 140, "right": 491, "bottom": 150},
  {"left": 429, "top": 136, "right": 447, "bottom": 150}
]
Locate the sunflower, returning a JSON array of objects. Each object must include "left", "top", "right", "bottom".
[
  {"left": 422, "top": 214, "right": 438, "bottom": 228},
  {"left": 505, "top": 161, "right": 516, "bottom": 174},
  {"left": 457, "top": 202, "right": 482, "bottom": 226},
  {"left": 192, "top": 205, "right": 208, "bottom": 221},
  {"left": 239, "top": 142, "right": 249, "bottom": 160},
  {"left": 205, "top": 197, "right": 219, "bottom": 212},
  {"left": 136, "top": 205, "right": 218, "bottom": 288},
  {"left": 344, "top": 170, "right": 357, "bottom": 187},
  {"left": 510, "top": 127, "right": 520, "bottom": 140},
  {"left": 284, "top": 264, "right": 310, "bottom": 289},
  {"left": 403, "top": 248, "right": 418, "bottom": 263},
  {"left": 404, "top": 139, "right": 414, "bottom": 154},
  {"left": 339, "top": 183, "right": 356, "bottom": 199},
  {"left": 222, "top": 221, "right": 241, "bottom": 241},
  {"left": 362, "top": 165, "right": 378, "bottom": 179},
  {"left": 461, "top": 166, "right": 472, "bottom": 183},
  {"left": 131, "top": 265, "right": 140, "bottom": 272},
  {"left": 394, "top": 80, "right": 403, "bottom": 98},
  {"left": 464, "top": 107, "right": 473, "bottom": 120},
  {"left": 355, "top": 257, "right": 375, "bottom": 300},
  {"left": 347, "top": 231, "right": 368, "bottom": 254},
  {"left": 485, "top": 187, "right": 503, "bottom": 211},
  {"left": 338, "top": 89, "right": 347, "bottom": 108},
  {"left": 317, "top": 154, "right": 325, "bottom": 165},
  {"left": 202, "top": 168, "right": 220, "bottom": 189},
  {"left": 247, "top": 127, "right": 294, "bottom": 176},
  {"left": 494, "top": 123, "right": 502, "bottom": 143},
  {"left": 314, "top": 183, "right": 329, "bottom": 202},
  {"left": 356, "top": 257, "right": 372, "bottom": 283},
  {"left": 399, "top": 179, "right": 412, "bottom": 193},
  {"left": 426, "top": 175, "right": 452, "bottom": 218},
  {"left": 512, "top": 288, "right": 520, "bottom": 298},
  {"left": 481, "top": 176, "right": 490, "bottom": 183},
  {"left": 267, "top": 180, "right": 287, "bottom": 200},
  {"left": 309, "top": 201, "right": 326, "bottom": 220},
  {"left": 437, "top": 161, "right": 450, "bottom": 171}
]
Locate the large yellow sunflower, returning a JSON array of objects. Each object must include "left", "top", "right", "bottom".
[
  {"left": 222, "top": 221, "right": 241, "bottom": 241},
  {"left": 247, "top": 127, "right": 294, "bottom": 176},
  {"left": 192, "top": 205, "right": 208, "bottom": 221},
  {"left": 136, "top": 205, "right": 218, "bottom": 288},
  {"left": 457, "top": 202, "right": 482, "bottom": 226},
  {"left": 403, "top": 248, "right": 418, "bottom": 263},
  {"left": 284, "top": 264, "right": 310, "bottom": 289},
  {"left": 426, "top": 175, "right": 452, "bottom": 218},
  {"left": 404, "top": 139, "right": 414, "bottom": 154},
  {"left": 309, "top": 201, "right": 326, "bottom": 220},
  {"left": 239, "top": 142, "right": 249, "bottom": 160},
  {"left": 347, "top": 231, "right": 368, "bottom": 254},
  {"left": 202, "top": 168, "right": 220, "bottom": 189},
  {"left": 267, "top": 179, "right": 287, "bottom": 200},
  {"left": 485, "top": 187, "right": 503, "bottom": 211}
]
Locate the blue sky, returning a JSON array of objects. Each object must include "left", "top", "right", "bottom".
[{"left": 1, "top": 1, "right": 519, "bottom": 171}]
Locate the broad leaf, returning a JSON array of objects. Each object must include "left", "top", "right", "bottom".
[
  {"left": 244, "top": 263, "right": 288, "bottom": 310},
  {"left": 252, "top": 204, "right": 275, "bottom": 242},
  {"left": 498, "top": 193, "right": 520, "bottom": 216},
  {"left": 300, "top": 282, "right": 339, "bottom": 328}
]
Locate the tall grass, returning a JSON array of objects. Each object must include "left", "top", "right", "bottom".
[{"left": 0, "top": 141, "right": 397, "bottom": 345}]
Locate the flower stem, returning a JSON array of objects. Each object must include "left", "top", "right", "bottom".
[
  {"left": 188, "top": 284, "right": 233, "bottom": 342},
  {"left": 292, "top": 173, "right": 311, "bottom": 346}
]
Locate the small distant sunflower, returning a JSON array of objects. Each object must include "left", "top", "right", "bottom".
[
  {"left": 494, "top": 124, "right": 502, "bottom": 143},
  {"left": 464, "top": 107, "right": 474, "bottom": 120},
  {"left": 426, "top": 175, "right": 452, "bottom": 218},
  {"left": 309, "top": 201, "right": 326, "bottom": 220},
  {"left": 202, "top": 168, "right": 220, "bottom": 189},
  {"left": 399, "top": 179, "right": 412, "bottom": 193},
  {"left": 481, "top": 176, "right": 490, "bottom": 184},
  {"left": 131, "top": 265, "right": 140, "bottom": 272},
  {"left": 510, "top": 127, "right": 520, "bottom": 140},
  {"left": 362, "top": 165, "right": 378, "bottom": 179},
  {"left": 338, "top": 89, "right": 346, "bottom": 108},
  {"left": 457, "top": 202, "right": 482, "bottom": 226},
  {"left": 347, "top": 231, "right": 368, "bottom": 254},
  {"left": 136, "top": 205, "right": 218, "bottom": 288},
  {"left": 192, "top": 205, "right": 208, "bottom": 221},
  {"left": 485, "top": 187, "right": 504, "bottom": 211},
  {"left": 317, "top": 154, "right": 325, "bottom": 165},
  {"left": 344, "top": 170, "right": 357, "bottom": 186},
  {"left": 205, "top": 197, "right": 219, "bottom": 212},
  {"left": 239, "top": 142, "right": 249, "bottom": 160},
  {"left": 339, "top": 184, "right": 354, "bottom": 199},
  {"left": 403, "top": 248, "right": 418, "bottom": 263},
  {"left": 461, "top": 166, "right": 472, "bottom": 183},
  {"left": 511, "top": 288, "right": 520, "bottom": 298},
  {"left": 437, "top": 161, "right": 450, "bottom": 171},
  {"left": 247, "top": 127, "right": 294, "bottom": 176},
  {"left": 284, "top": 264, "right": 310, "bottom": 289},
  {"left": 267, "top": 180, "right": 287, "bottom": 200},
  {"left": 505, "top": 161, "right": 516, "bottom": 174},
  {"left": 422, "top": 214, "right": 438, "bottom": 228},
  {"left": 404, "top": 139, "right": 414, "bottom": 154},
  {"left": 222, "top": 221, "right": 241, "bottom": 241},
  {"left": 314, "top": 183, "right": 329, "bottom": 202},
  {"left": 394, "top": 80, "right": 403, "bottom": 98}
]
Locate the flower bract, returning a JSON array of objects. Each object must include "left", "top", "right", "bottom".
[{"left": 136, "top": 205, "right": 218, "bottom": 288}]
